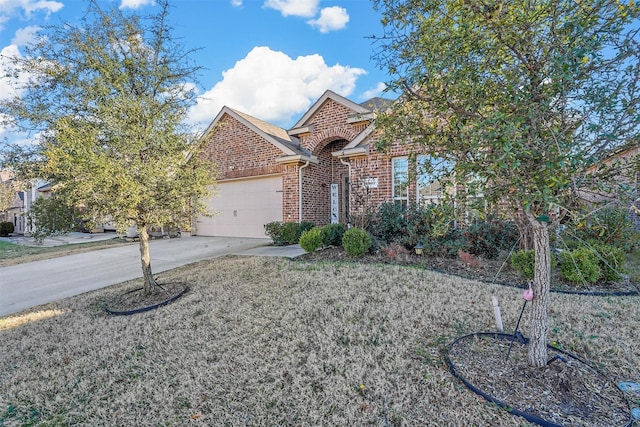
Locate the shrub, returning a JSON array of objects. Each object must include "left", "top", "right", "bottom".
[
  {"left": 381, "top": 242, "right": 411, "bottom": 260},
  {"left": 590, "top": 243, "right": 626, "bottom": 282},
  {"left": 299, "top": 227, "right": 324, "bottom": 252},
  {"left": 420, "top": 229, "right": 466, "bottom": 258},
  {"left": 462, "top": 218, "right": 519, "bottom": 259},
  {"left": 511, "top": 250, "right": 535, "bottom": 280},
  {"left": 299, "top": 221, "right": 315, "bottom": 235},
  {"left": 320, "top": 223, "right": 346, "bottom": 247},
  {"left": 559, "top": 247, "right": 601, "bottom": 285},
  {"left": 342, "top": 227, "right": 371, "bottom": 257},
  {"left": 264, "top": 221, "right": 314, "bottom": 246},
  {"left": 369, "top": 202, "right": 408, "bottom": 244},
  {"left": 0, "top": 222, "right": 14, "bottom": 237},
  {"left": 458, "top": 250, "right": 482, "bottom": 269},
  {"left": 403, "top": 203, "right": 455, "bottom": 248},
  {"left": 566, "top": 206, "right": 637, "bottom": 252}
]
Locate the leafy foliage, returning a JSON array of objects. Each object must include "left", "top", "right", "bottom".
[
  {"left": 463, "top": 218, "right": 519, "bottom": 260},
  {"left": 0, "top": 222, "right": 14, "bottom": 237},
  {"left": 320, "top": 223, "right": 347, "bottom": 247},
  {"left": 0, "top": 1, "right": 213, "bottom": 293},
  {"left": 559, "top": 248, "right": 601, "bottom": 285},
  {"left": 26, "top": 195, "right": 77, "bottom": 243},
  {"left": 342, "top": 227, "right": 372, "bottom": 257},
  {"left": 368, "top": 202, "right": 408, "bottom": 244},
  {"left": 264, "top": 221, "right": 314, "bottom": 246},
  {"left": 373, "top": 0, "right": 640, "bottom": 367},
  {"left": 589, "top": 243, "right": 627, "bottom": 282},
  {"left": 299, "top": 227, "right": 324, "bottom": 253},
  {"left": 511, "top": 250, "right": 536, "bottom": 280},
  {"left": 565, "top": 205, "right": 639, "bottom": 252}
]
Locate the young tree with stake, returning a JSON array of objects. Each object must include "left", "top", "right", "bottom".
[
  {"left": 372, "top": 0, "right": 640, "bottom": 367},
  {"left": 1, "top": 0, "right": 215, "bottom": 295}
]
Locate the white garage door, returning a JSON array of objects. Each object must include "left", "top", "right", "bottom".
[{"left": 196, "top": 176, "right": 282, "bottom": 238}]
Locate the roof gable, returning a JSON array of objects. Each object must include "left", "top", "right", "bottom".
[
  {"left": 202, "top": 106, "right": 304, "bottom": 156},
  {"left": 289, "top": 90, "right": 372, "bottom": 131}
]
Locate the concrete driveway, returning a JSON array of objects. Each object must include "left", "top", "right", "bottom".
[{"left": 0, "top": 236, "right": 303, "bottom": 317}]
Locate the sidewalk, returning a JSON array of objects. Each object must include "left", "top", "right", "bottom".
[{"left": 1, "top": 231, "right": 119, "bottom": 248}]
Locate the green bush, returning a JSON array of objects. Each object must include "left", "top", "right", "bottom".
[
  {"left": 320, "top": 223, "right": 346, "bottom": 247},
  {"left": 0, "top": 222, "right": 14, "bottom": 237},
  {"left": 559, "top": 247, "right": 601, "bottom": 285},
  {"left": 566, "top": 206, "right": 637, "bottom": 252},
  {"left": 402, "top": 203, "right": 456, "bottom": 248},
  {"left": 462, "top": 218, "right": 519, "bottom": 259},
  {"left": 369, "top": 202, "right": 408, "bottom": 244},
  {"left": 590, "top": 243, "right": 626, "bottom": 282},
  {"left": 419, "top": 229, "right": 466, "bottom": 258},
  {"left": 264, "top": 221, "right": 314, "bottom": 246},
  {"left": 511, "top": 250, "right": 535, "bottom": 280},
  {"left": 299, "top": 227, "right": 324, "bottom": 252},
  {"left": 342, "top": 227, "right": 371, "bottom": 257},
  {"left": 300, "top": 221, "right": 315, "bottom": 235}
]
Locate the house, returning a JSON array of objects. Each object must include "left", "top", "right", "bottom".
[
  {"left": 0, "top": 171, "right": 52, "bottom": 235},
  {"left": 196, "top": 90, "right": 450, "bottom": 238}
]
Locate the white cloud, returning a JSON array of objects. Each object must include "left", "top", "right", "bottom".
[
  {"left": 230, "top": 0, "right": 243, "bottom": 6},
  {"left": 188, "top": 46, "right": 366, "bottom": 129},
  {"left": 360, "top": 82, "right": 387, "bottom": 101},
  {"left": 0, "top": 44, "right": 26, "bottom": 101},
  {"left": 263, "top": 0, "right": 318, "bottom": 18},
  {"left": 119, "top": 0, "right": 155, "bottom": 10},
  {"left": 11, "top": 25, "right": 40, "bottom": 46},
  {"left": 0, "top": 0, "right": 63, "bottom": 31},
  {"left": 307, "top": 6, "right": 349, "bottom": 33}
]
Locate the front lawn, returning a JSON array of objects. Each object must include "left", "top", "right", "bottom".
[{"left": 0, "top": 256, "right": 637, "bottom": 426}]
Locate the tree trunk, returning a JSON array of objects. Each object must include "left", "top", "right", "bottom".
[
  {"left": 138, "top": 225, "right": 155, "bottom": 295},
  {"left": 527, "top": 215, "right": 551, "bottom": 367}
]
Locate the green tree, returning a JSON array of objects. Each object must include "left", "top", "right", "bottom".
[
  {"left": 1, "top": 1, "right": 215, "bottom": 295},
  {"left": 0, "top": 176, "right": 18, "bottom": 222},
  {"left": 373, "top": 0, "right": 639, "bottom": 366}
]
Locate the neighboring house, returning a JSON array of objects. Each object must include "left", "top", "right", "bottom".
[
  {"left": 196, "top": 90, "right": 450, "bottom": 238},
  {"left": 0, "top": 171, "right": 51, "bottom": 235}
]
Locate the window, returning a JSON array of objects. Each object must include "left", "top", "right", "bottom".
[
  {"left": 417, "top": 155, "right": 454, "bottom": 205},
  {"left": 392, "top": 157, "right": 408, "bottom": 208}
]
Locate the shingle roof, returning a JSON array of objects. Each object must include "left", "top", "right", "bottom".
[{"left": 359, "top": 97, "right": 393, "bottom": 112}]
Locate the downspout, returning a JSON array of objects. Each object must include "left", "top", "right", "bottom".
[
  {"left": 299, "top": 161, "right": 310, "bottom": 222},
  {"left": 339, "top": 157, "right": 351, "bottom": 225}
]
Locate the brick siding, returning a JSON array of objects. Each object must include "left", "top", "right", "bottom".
[{"left": 203, "top": 114, "right": 285, "bottom": 181}]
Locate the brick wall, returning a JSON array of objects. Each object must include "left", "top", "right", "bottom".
[
  {"left": 202, "top": 114, "right": 284, "bottom": 181},
  {"left": 300, "top": 139, "right": 349, "bottom": 225}
]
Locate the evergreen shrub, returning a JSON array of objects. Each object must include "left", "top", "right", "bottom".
[
  {"left": 342, "top": 227, "right": 371, "bottom": 257},
  {"left": 559, "top": 247, "right": 601, "bottom": 284},
  {"left": 320, "top": 223, "right": 346, "bottom": 247},
  {"left": 511, "top": 250, "right": 535, "bottom": 280},
  {"left": 299, "top": 227, "right": 324, "bottom": 252},
  {"left": 0, "top": 222, "right": 14, "bottom": 237}
]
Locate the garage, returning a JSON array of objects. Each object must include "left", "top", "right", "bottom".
[{"left": 195, "top": 175, "right": 283, "bottom": 238}]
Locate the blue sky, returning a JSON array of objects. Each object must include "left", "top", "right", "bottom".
[{"left": 0, "top": 0, "right": 391, "bottom": 145}]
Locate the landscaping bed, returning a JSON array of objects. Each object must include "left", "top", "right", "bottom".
[{"left": 297, "top": 246, "right": 640, "bottom": 295}]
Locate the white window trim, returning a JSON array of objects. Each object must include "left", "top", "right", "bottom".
[{"left": 392, "top": 157, "right": 409, "bottom": 204}]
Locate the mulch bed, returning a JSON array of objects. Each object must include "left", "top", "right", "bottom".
[
  {"left": 104, "top": 281, "right": 189, "bottom": 315},
  {"left": 446, "top": 333, "right": 632, "bottom": 427},
  {"left": 296, "top": 246, "right": 640, "bottom": 295}
]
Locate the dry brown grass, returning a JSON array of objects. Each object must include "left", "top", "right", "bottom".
[{"left": 0, "top": 256, "right": 638, "bottom": 426}]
